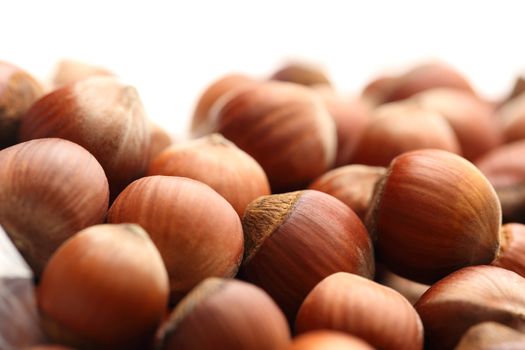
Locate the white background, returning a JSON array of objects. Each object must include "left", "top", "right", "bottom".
[{"left": 3, "top": 1, "right": 525, "bottom": 139}]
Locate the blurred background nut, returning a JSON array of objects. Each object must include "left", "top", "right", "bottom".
[
  {"left": 0, "top": 138, "right": 109, "bottom": 276},
  {"left": 240, "top": 190, "right": 374, "bottom": 321},
  {"left": 200, "top": 81, "right": 337, "bottom": 192},
  {"left": 51, "top": 59, "right": 114, "bottom": 88},
  {"left": 20, "top": 76, "right": 151, "bottom": 199},
  {"left": 415, "top": 265, "right": 525, "bottom": 350},
  {"left": 308, "top": 164, "right": 386, "bottom": 221},
  {"left": 160, "top": 278, "right": 290, "bottom": 350},
  {"left": 497, "top": 93, "right": 525, "bottom": 143},
  {"left": 351, "top": 102, "right": 461, "bottom": 166},
  {"left": 269, "top": 61, "right": 331, "bottom": 87},
  {"left": 148, "top": 133, "right": 270, "bottom": 217},
  {"left": 296, "top": 272, "right": 423, "bottom": 350},
  {"left": 475, "top": 140, "right": 525, "bottom": 223},
  {"left": 37, "top": 224, "right": 169, "bottom": 350},
  {"left": 107, "top": 175, "right": 244, "bottom": 303},
  {"left": 0, "top": 61, "right": 43, "bottom": 149}
]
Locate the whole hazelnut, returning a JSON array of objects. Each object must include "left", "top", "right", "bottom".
[
  {"left": 269, "top": 62, "right": 331, "bottom": 87},
  {"left": 475, "top": 140, "right": 525, "bottom": 222},
  {"left": 296, "top": 272, "right": 423, "bottom": 350},
  {"left": 492, "top": 223, "right": 525, "bottom": 277},
  {"left": 107, "top": 175, "right": 244, "bottom": 303},
  {"left": 20, "top": 76, "right": 151, "bottom": 198},
  {"left": 351, "top": 102, "right": 461, "bottom": 166},
  {"left": 313, "top": 86, "right": 370, "bottom": 166},
  {"left": 0, "top": 138, "right": 109, "bottom": 276},
  {"left": 455, "top": 322, "right": 525, "bottom": 350},
  {"left": 0, "top": 61, "right": 43, "bottom": 149},
  {"left": 410, "top": 88, "right": 502, "bottom": 160},
  {"left": 240, "top": 190, "right": 374, "bottom": 321},
  {"left": 191, "top": 73, "right": 255, "bottom": 137},
  {"left": 381, "top": 61, "right": 475, "bottom": 103},
  {"left": 160, "top": 278, "right": 290, "bottom": 350},
  {"left": 208, "top": 81, "right": 337, "bottom": 192},
  {"left": 284, "top": 331, "right": 373, "bottom": 350},
  {"left": 37, "top": 224, "right": 169, "bottom": 350},
  {"left": 415, "top": 265, "right": 525, "bottom": 350},
  {"left": 308, "top": 164, "right": 386, "bottom": 220},
  {"left": 148, "top": 133, "right": 270, "bottom": 217},
  {"left": 366, "top": 149, "right": 501, "bottom": 284},
  {"left": 52, "top": 59, "right": 114, "bottom": 88}
]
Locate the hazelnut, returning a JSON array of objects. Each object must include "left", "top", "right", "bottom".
[
  {"left": 20, "top": 76, "right": 151, "bottom": 199},
  {"left": 269, "top": 62, "right": 331, "bottom": 87},
  {"left": 381, "top": 61, "right": 475, "bottom": 103},
  {"left": 37, "top": 224, "right": 169, "bottom": 350},
  {"left": 415, "top": 265, "right": 525, "bottom": 350},
  {"left": 313, "top": 86, "right": 370, "bottom": 166},
  {"left": 107, "top": 175, "right": 244, "bottom": 303},
  {"left": 240, "top": 190, "right": 374, "bottom": 321},
  {"left": 296, "top": 272, "right": 423, "bottom": 350},
  {"left": 208, "top": 81, "right": 337, "bottom": 192},
  {"left": 191, "top": 73, "right": 255, "bottom": 137},
  {"left": 148, "top": 134, "right": 270, "bottom": 217},
  {"left": 361, "top": 75, "right": 397, "bottom": 107},
  {"left": 410, "top": 88, "right": 502, "bottom": 160},
  {"left": 308, "top": 164, "right": 386, "bottom": 220},
  {"left": 0, "top": 61, "right": 43, "bottom": 149},
  {"left": 492, "top": 223, "right": 525, "bottom": 277},
  {"left": 475, "top": 140, "right": 525, "bottom": 222},
  {"left": 52, "top": 59, "right": 114, "bottom": 88},
  {"left": 366, "top": 149, "right": 501, "bottom": 284},
  {"left": 284, "top": 331, "right": 373, "bottom": 350},
  {"left": 351, "top": 102, "right": 461, "bottom": 166},
  {"left": 0, "top": 138, "right": 109, "bottom": 276},
  {"left": 159, "top": 278, "right": 290, "bottom": 350},
  {"left": 497, "top": 93, "right": 525, "bottom": 143},
  {"left": 455, "top": 322, "right": 525, "bottom": 350}
]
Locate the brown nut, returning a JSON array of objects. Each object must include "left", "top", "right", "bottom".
[
  {"left": 160, "top": 278, "right": 290, "bottom": 350},
  {"left": 498, "top": 93, "right": 525, "bottom": 143},
  {"left": 269, "top": 62, "right": 331, "bottom": 87},
  {"left": 455, "top": 322, "right": 525, "bottom": 350},
  {"left": 410, "top": 88, "right": 502, "bottom": 161},
  {"left": 351, "top": 102, "right": 461, "bottom": 166},
  {"left": 381, "top": 61, "right": 475, "bottom": 103},
  {"left": 415, "top": 265, "right": 525, "bottom": 350},
  {"left": 492, "top": 223, "right": 525, "bottom": 277},
  {"left": 107, "top": 175, "right": 244, "bottom": 303},
  {"left": 20, "top": 76, "right": 151, "bottom": 199},
  {"left": 148, "top": 134, "right": 270, "bottom": 217},
  {"left": 0, "top": 61, "right": 43, "bottom": 149},
  {"left": 37, "top": 224, "right": 169, "bottom": 350},
  {"left": 191, "top": 73, "right": 255, "bottom": 137},
  {"left": 296, "top": 272, "right": 423, "bottom": 350},
  {"left": 313, "top": 86, "right": 370, "bottom": 166},
  {"left": 366, "top": 149, "right": 501, "bottom": 284},
  {"left": 240, "top": 190, "right": 374, "bottom": 321},
  {"left": 284, "top": 331, "right": 373, "bottom": 350},
  {"left": 207, "top": 81, "right": 337, "bottom": 192},
  {"left": 52, "top": 59, "right": 114, "bottom": 88},
  {"left": 475, "top": 140, "right": 525, "bottom": 222},
  {"left": 308, "top": 164, "right": 386, "bottom": 220},
  {"left": 0, "top": 138, "right": 109, "bottom": 276}
]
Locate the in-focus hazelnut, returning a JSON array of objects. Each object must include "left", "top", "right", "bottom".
[
  {"left": 0, "top": 138, "right": 109, "bottom": 276},
  {"left": 367, "top": 149, "right": 501, "bottom": 284},
  {"left": 107, "top": 175, "right": 244, "bottom": 303},
  {"left": 240, "top": 190, "right": 374, "bottom": 321}
]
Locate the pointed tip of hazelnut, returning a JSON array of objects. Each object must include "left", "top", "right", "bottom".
[{"left": 242, "top": 191, "right": 303, "bottom": 263}]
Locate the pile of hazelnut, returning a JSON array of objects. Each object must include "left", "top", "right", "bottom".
[{"left": 2, "top": 58, "right": 525, "bottom": 350}]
